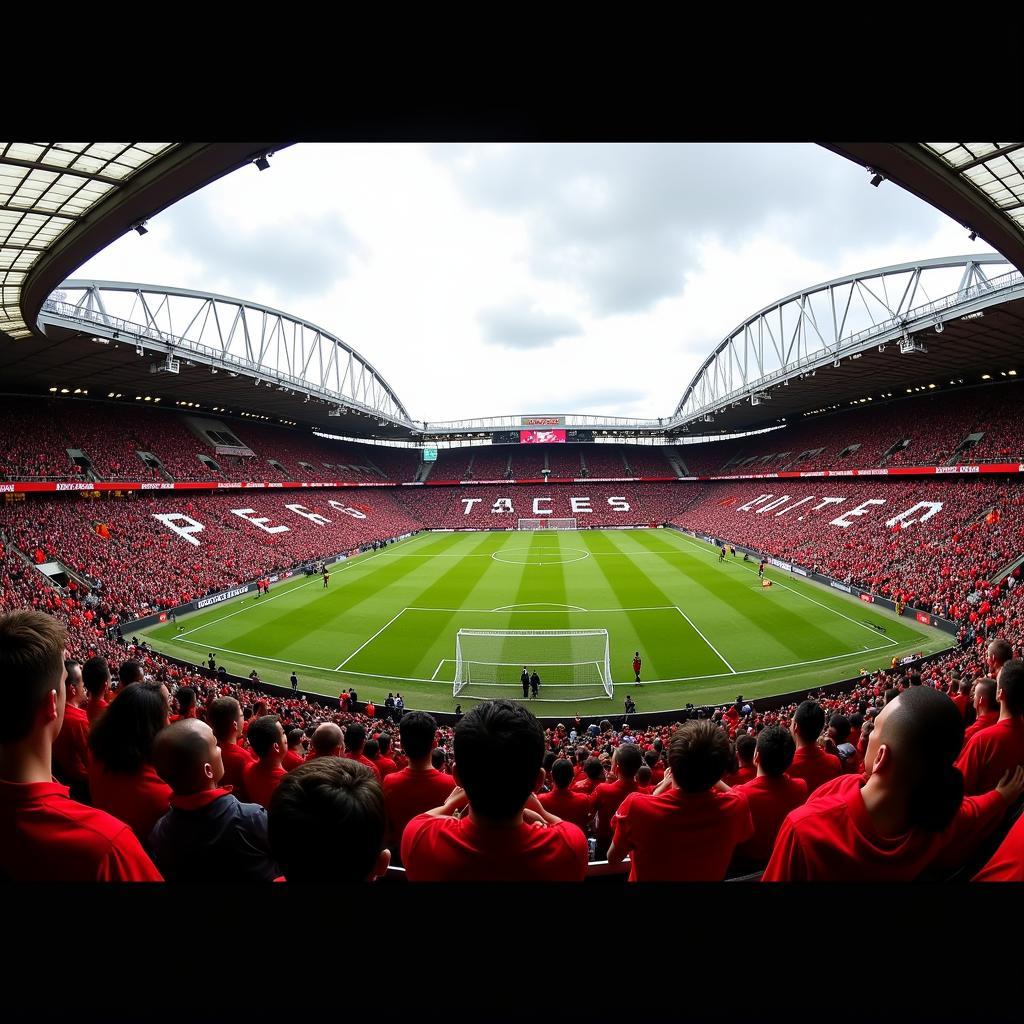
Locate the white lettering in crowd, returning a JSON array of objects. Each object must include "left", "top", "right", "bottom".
[
  {"left": 461, "top": 498, "right": 482, "bottom": 514},
  {"left": 570, "top": 497, "right": 593, "bottom": 514},
  {"left": 885, "top": 501, "right": 943, "bottom": 528},
  {"left": 533, "top": 497, "right": 552, "bottom": 516},
  {"left": 492, "top": 498, "right": 514, "bottom": 514},
  {"left": 755, "top": 495, "right": 791, "bottom": 515},
  {"left": 230, "top": 508, "right": 290, "bottom": 534},
  {"left": 285, "top": 503, "right": 332, "bottom": 525},
  {"left": 830, "top": 498, "right": 887, "bottom": 528},
  {"left": 812, "top": 497, "right": 846, "bottom": 511},
  {"left": 775, "top": 496, "right": 814, "bottom": 517},
  {"left": 197, "top": 584, "right": 251, "bottom": 610},
  {"left": 326, "top": 500, "right": 367, "bottom": 519},
  {"left": 152, "top": 513, "right": 205, "bottom": 547},
  {"left": 738, "top": 493, "right": 774, "bottom": 512},
  {"left": 608, "top": 496, "right": 631, "bottom": 512}
]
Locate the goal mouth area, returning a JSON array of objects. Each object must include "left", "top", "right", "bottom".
[{"left": 517, "top": 518, "right": 578, "bottom": 530}]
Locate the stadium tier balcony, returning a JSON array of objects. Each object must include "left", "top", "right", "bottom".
[
  {"left": 582, "top": 445, "right": 630, "bottom": 477},
  {"left": 466, "top": 448, "right": 514, "bottom": 480},
  {"left": 545, "top": 447, "right": 583, "bottom": 479},
  {"left": 621, "top": 446, "right": 675, "bottom": 477}
]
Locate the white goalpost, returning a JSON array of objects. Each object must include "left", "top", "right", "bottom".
[
  {"left": 453, "top": 628, "right": 613, "bottom": 702},
  {"left": 517, "top": 518, "right": 577, "bottom": 530}
]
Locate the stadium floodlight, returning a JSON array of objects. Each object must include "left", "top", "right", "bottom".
[
  {"left": 934, "top": 320, "right": 945, "bottom": 334},
  {"left": 254, "top": 153, "right": 271, "bottom": 171},
  {"left": 868, "top": 168, "right": 884, "bottom": 187},
  {"left": 968, "top": 230, "right": 977, "bottom": 241},
  {"left": 131, "top": 220, "right": 148, "bottom": 236},
  {"left": 453, "top": 629, "right": 612, "bottom": 701},
  {"left": 518, "top": 518, "right": 577, "bottom": 530},
  {"left": 898, "top": 335, "right": 928, "bottom": 355}
]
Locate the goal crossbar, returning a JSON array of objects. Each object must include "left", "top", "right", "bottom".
[{"left": 517, "top": 518, "right": 577, "bottom": 530}]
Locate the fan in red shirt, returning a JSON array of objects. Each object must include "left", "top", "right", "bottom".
[
  {"left": 243, "top": 715, "right": 288, "bottom": 808},
  {"left": 307, "top": 722, "right": 343, "bottom": 760},
  {"left": 786, "top": 700, "right": 842, "bottom": 794},
  {"left": 52, "top": 658, "right": 91, "bottom": 800},
  {"left": 572, "top": 757, "right": 605, "bottom": 796},
  {"left": 402, "top": 700, "right": 588, "bottom": 881},
  {"left": 342, "top": 722, "right": 382, "bottom": 780},
  {"left": 383, "top": 711, "right": 457, "bottom": 861},
  {"left": 722, "top": 733, "right": 756, "bottom": 787},
  {"left": 539, "top": 758, "right": 595, "bottom": 832},
  {"left": 645, "top": 747, "right": 666, "bottom": 786},
  {"left": 950, "top": 679, "right": 971, "bottom": 720},
  {"left": 827, "top": 714, "right": 863, "bottom": 775},
  {"left": 763, "top": 687, "right": 1024, "bottom": 882},
  {"left": 269, "top": 757, "right": 390, "bottom": 881},
  {"left": 963, "top": 677, "right": 999, "bottom": 745},
  {"left": 955, "top": 659, "right": 1024, "bottom": 796},
  {"left": 82, "top": 654, "right": 111, "bottom": 725},
  {"left": 88, "top": 679, "right": 173, "bottom": 843},
  {"left": 168, "top": 685, "right": 197, "bottom": 724},
  {"left": 591, "top": 743, "right": 643, "bottom": 859},
  {"left": 0, "top": 610, "right": 162, "bottom": 881},
  {"left": 282, "top": 728, "right": 306, "bottom": 772},
  {"left": 208, "top": 696, "right": 254, "bottom": 800},
  {"left": 608, "top": 719, "right": 753, "bottom": 881},
  {"left": 973, "top": 809, "right": 1024, "bottom": 882},
  {"left": 375, "top": 732, "right": 398, "bottom": 777},
  {"left": 728, "top": 725, "right": 808, "bottom": 871}
]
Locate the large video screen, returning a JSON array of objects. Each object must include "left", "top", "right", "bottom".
[
  {"left": 422, "top": 446, "right": 438, "bottom": 462},
  {"left": 520, "top": 429, "right": 566, "bottom": 444}
]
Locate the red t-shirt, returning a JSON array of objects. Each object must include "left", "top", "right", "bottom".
[
  {"left": 52, "top": 703, "right": 90, "bottom": 786},
  {"left": 220, "top": 741, "right": 255, "bottom": 799},
  {"left": 376, "top": 756, "right": 398, "bottom": 778},
  {"left": 950, "top": 692, "right": 970, "bottom": 719},
  {"left": 401, "top": 814, "right": 589, "bottom": 881},
  {"left": 787, "top": 744, "right": 842, "bottom": 794},
  {"left": 539, "top": 787, "right": 595, "bottom": 832},
  {"left": 243, "top": 760, "right": 287, "bottom": 808},
  {"left": 973, "top": 812, "right": 1024, "bottom": 882},
  {"left": 762, "top": 774, "right": 1007, "bottom": 882},
  {"left": 383, "top": 767, "right": 457, "bottom": 851},
  {"left": 86, "top": 698, "right": 108, "bottom": 724},
  {"left": 591, "top": 777, "right": 639, "bottom": 838},
  {"left": 963, "top": 709, "right": 998, "bottom": 746},
  {"left": 0, "top": 780, "right": 162, "bottom": 881},
  {"left": 572, "top": 776, "right": 601, "bottom": 796},
  {"left": 282, "top": 750, "right": 305, "bottom": 772},
  {"left": 611, "top": 787, "right": 753, "bottom": 881},
  {"left": 345, "top": 751, "right": 382, "bottom": 780},
  {"left": 723, "top": 764, "right": 756, "bottom": 788},
  {"left": 88, "top": 761, "right": 173, "bottom": 843},
  {"left": 731, "top": 774, "right": 809, "bottom": 864},
  {"left": 955, "top": 717, "right": 1024, "bottom": 795}
]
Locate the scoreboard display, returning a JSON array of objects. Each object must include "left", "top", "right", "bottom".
[{"left": 422, "top": 446, "right": 437, "bottom": 462}]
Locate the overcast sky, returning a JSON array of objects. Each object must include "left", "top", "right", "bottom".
[{"left": 74, "top": 143, "right": 988, "bottom": 422}]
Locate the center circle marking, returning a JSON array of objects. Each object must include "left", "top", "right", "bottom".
[{"left": 491, "top": 547, "right": 591, "bottom": 566}]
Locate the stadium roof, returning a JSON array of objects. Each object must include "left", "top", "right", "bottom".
[
  {"left": 823, "top": 143, "right": 1024, "bottom": 274},
  {"left": 1, "top": 142, "right": 285, "bottom": 344}
]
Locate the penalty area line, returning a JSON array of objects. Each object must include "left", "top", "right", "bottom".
[
  {"left": 673, "top": 607, "right": 736, "bottom": 674},
  {"left": 335, "top": 608, "right": 409, "bottom": 670}
]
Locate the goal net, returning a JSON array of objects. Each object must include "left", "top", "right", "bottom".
[
  {"left": 517, "top": 518, "right": 577, "bottom": 530},
  {"left": 453, "top": 628, "right": 612, "bottom": 702}
]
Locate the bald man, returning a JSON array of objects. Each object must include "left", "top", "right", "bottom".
[
  {"left": 764, "top": 686, "right": 1024, "bottom": 881},
  {"left": 149, "top": 719, "right": 278, "bottom": 882},
  {"left": 309, "top": 722, "right": 344, "bottom": 759}
]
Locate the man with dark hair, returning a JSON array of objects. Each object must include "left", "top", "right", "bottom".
[
  {"left": 383, "top": 711, "right": 457, "bottom": 861},
  {"left": 539, "top": 758, "right": 595, "bottom": 832},
  {"left": 401, "top": 700, "right": 589, "bottom": 881},
  {"left": 787, "top": 701, "right": 842, "bottom": 794},
  {"left": 82, "top": 655, "right": 111, "bottom": 724},
  {"left": 950, "top": 678, "right": 971, "bottom": 720},
  {"left": 118, "top": 659, "right": 145, "bottom": 688},
  {"left": 908, "top": 673, "right": 922, "bottom": 687},
  {"left": 963, "top": 677, "right": 999, "bottom": 744},
  {"left": 572, "top": 757, "right": 605, "bottom": 796},
  {"left": 883, "top": 687, "right": 900, "bottom": 706},
  {"left": 530, "top": 670, "right": 540, "bottom": 699},
  {"left": 728, "top": 726, "right": 808, "bottom": 869},
  {"left": 607, "top": 720, "right": 753, "bottom": 880},
  {"left": 290, "top": 671, "right": 298, "bottom": 695},
  {"left": 52, "top": 659, "right": 90, "bottom": 801},
  {"left": 987, "top": 638, "right": 1013, "bottom": 679},
  {"left": 208, "top": 697, "right": 253, "bottom": 799},
  {"left": 283, "top": 728, "right": 306, "bottom": 771},
  {"left": 828, "top": 714, "right": 862, "bottom": 775},
  {"left": 0, "top": 610, "right": 161, "bottom": 881},
  {"left": 269, "top": 758, "right": 389, "bottom": 881},
  {"left": 243, "top": 715, "right": 288, "bottom": 808},
  {"left": 343, "top": 721, "right": 382, "bottom": 780},
  {"left": 591, "top": 742, "right": 643, "bottom": 860},
  {"left": 149, "top": 720, "right": 277, "bottom": 881},
  {"left": 723, "top": 733, "right": 757, "bottom": 787},
  {"left": 521, "top": 668, "right": 530, "bottom": 700},
  {"left": 955, "top": 659, "right": 1024, "bottom": 795},
  {"left": 764, "top": 687, "right": 1024, "bottom": 881},
  {"left": 376, "top": 732, "right": 398, "bottom": 776},
  {"left": 169, "top": 686, "right": 196, "bottom": 723}
]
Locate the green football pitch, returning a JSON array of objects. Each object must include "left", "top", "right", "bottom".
[{"left": 141, "top": 528, "right": 951, "bottom": 715}]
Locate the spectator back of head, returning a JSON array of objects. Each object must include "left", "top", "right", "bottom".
[
  {"left": 755, "top": 725, "right": 796, "bottom": 778},
  {"left": 399, "top": 711, "right": 437, "bottom": 760},
  {"left": 208, "top": 697, "right": 241, "bottom": 740},
  {"left": 118, "top": 659, "right": 144, "bottom": 687},
  {"left": 0, "top": 610, "right": 67, "bottom": 744},
  {"left": 81, "top": 655, "right": 110, "bottom": 699},
  {"left": 669, "top": 720, "right": 731, "bottom": 793},
  {"left": 793, "top": 700, "right": 826, "bottom": 742},
  {"left": 247, "top": 715, "right": 283, "bottom": 760},
  {"left": 88, "top": 680, "right": 168, "bottom": 774},
  {"left": 998, "top": 659, "right": 1024, "bottom": 716}
]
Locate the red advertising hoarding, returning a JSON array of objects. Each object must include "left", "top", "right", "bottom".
[{"left": 520, "top": 429, "right": 566, "bottom": 444}]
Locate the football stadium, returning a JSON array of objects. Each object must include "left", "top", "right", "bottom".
[{"left": 3, "top": 141, "right": 1024, "bottom": 882}]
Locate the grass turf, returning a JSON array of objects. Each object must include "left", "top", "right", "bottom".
[{"left": 141, "top": 528, "right": 950, "bottom": 715}]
